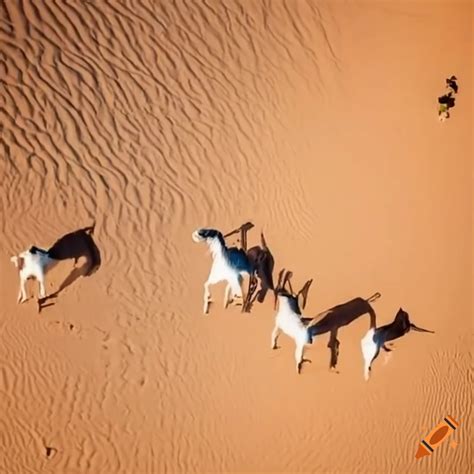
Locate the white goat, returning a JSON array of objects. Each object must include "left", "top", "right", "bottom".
[
  {"left": 10, "top": 247, "right": 59, "bottom": 303},
  {"left": 360, "top": 308, "right": 434, "bottom": 381},
  {"left": 192, "top": 228, "right": 252, "bottom": 314},
  {"left": 271, "top": 270, "right": 314, "bottom": 374}
]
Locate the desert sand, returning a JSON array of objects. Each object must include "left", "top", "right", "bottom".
[{"left": 0, "top": 0, "right": 472, "bottom": 473}]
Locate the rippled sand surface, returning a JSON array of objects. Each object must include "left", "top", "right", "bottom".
[{"left": 0, "top": 1, "right": 472, "bottom": 472}]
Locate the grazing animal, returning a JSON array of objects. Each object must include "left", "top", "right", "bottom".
[
  {"left": 10, "top": 224, "right": 99, "bottom": 303},
  {"left": 271, "top": 269, "right": 313, "bottom": 374},
  {"left": 305, "top": 291, "right": 381, "bottom": 371},
  {"left": 10, "top": 248, "right": 60, "bottom": 303},
  {"left": 361, "top": 307, "right": 434, "bottom": 381},
  {"left": 223, "top": 222, "right": 275, "bottom": 312},
  {"left": 192, "top": 227, "right": 252, "bottom": 314}
]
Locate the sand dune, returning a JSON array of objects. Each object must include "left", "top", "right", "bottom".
[{"left": 0, "top": 0, "right": 472, "bottom": 472}]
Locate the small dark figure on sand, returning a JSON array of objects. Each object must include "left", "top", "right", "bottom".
[{"left": 438, "top": 75, "right": 458, "bottom": 122}]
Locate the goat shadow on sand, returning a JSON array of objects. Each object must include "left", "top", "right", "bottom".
[
  {"left": 303, "top": 291, "right": 434, "bottom": 375},
  {"left": 38, "top": 225, "right": 101, "bottom": 313},
  {"left": 300, "top": 287, "right": 381, "bottom": 373},
  {"left": 224, "top": 221, "right": 275, "bottom": 313}
]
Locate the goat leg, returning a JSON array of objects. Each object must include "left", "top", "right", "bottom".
[
  {"left": 203, "top": 281, "right": 212, "bottom": 314},
  {"left": 295, "top": 344, "right": 305, "bottom": 374},
  {"left": 38, "top": 277, "right": 47, "bottom": 299},
  {"left": 224, "top": 283, "right": 232, "bottom": 309},
  {"left": 242, "top": 275, "right": 258, "bottom": 313},
  {"left": 328, "top": 330, "right": 340, "bottom": 370},
  {"left": 271, "top": 325, "right": 280, "bottom": 349},
  {"left": 18, "top": 279, "right": 28, "bottom": 303}
]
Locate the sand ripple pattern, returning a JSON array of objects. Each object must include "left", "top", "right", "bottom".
[
  {"left": 0, "top": 1, "right": 341, "bottom": 472},
  {"left": 2, "top": 1, "right": 471, "bottom": 473},
  {"left": 1, "top": 0, "right": 338, "bottom": 282}
]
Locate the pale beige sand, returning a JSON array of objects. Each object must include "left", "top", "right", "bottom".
[{"left": 0, "top": 1, "right": 472, "bottom": 473}]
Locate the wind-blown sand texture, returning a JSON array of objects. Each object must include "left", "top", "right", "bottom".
[{"left": 0, "top": 0, "right": 472, "bottom": 472}]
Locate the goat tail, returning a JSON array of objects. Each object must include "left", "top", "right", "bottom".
[
  {"left": 366, "top": 292, "right": 381, "bottom": 303},
  {"left": 410, "top": 323, "right": 435, "bottom": 334}
]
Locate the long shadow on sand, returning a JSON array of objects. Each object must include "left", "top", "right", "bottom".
[
  {"left": 302, "top": 291, "right": 381, "bottom": 373},
  {"left": 38, "top": 224, "right": 101, "bottom": 313},
  {"left": 224, "top": 221, "right": 275, "bottom": 313}
]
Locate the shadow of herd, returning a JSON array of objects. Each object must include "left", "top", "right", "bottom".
[
  {"left": 10, "top": 220, "right": 434, "bottom": 380},
  {"left": 193, "top": 222, "right": 434, "bottom": 380}
]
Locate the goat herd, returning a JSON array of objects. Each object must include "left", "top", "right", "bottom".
[
  {"left": 8, "top": 221, "right": 434, "bottom": 381},
  {"left": 192, "top": 223, "right": 434, "bottom": 380}
]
